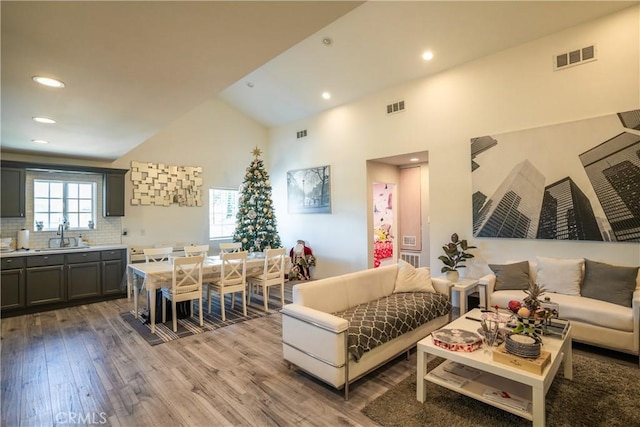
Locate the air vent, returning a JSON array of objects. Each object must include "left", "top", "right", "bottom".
[
  {"left": 553, "top": 44, "right": 597, "bottom": 71},
  {"left": 296, "top": 129, "right": 307, "bottom": 139},
  {"left": 400, "top": 252, "right": 420, "bottom": 268},
  {"left": 386, "top": 100, "right": 405, "bottom": 115},
  {"left": 402, "top": 235, "right": 417, "bottom": 246}
]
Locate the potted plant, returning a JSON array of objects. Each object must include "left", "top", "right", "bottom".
[{"left": 438, "top": 233, "right": 476, "bottom": 282}]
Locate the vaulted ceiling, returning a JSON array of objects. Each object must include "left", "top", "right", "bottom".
[{"left": 1, "top": 1, "right": 635, "bottom": 161}]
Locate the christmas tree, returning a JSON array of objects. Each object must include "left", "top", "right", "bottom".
[{"left": 233, "top": 147, "right": 282, "bottom": 252}]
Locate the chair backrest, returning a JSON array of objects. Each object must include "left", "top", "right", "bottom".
[
  {"left": 144, "top": 246, "right": 174, "bottom": 263},
  {"left": 262, "top": 247, "right": 286, "bottom": 281},
  {"left": 220, "top": 251, "right": 248, "bottom": 286},
  {"left": 184, "top": 244, "right": 209, "bottom": 257},
  {"left": 219, "top": 242, "right": 242, "bottom": 253},
  {"left": 172, "top": 255, "right": 204, "bottom": 294}
]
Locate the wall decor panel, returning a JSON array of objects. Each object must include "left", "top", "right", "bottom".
[{"left": 130, "top": 161, "right": 203, "bottom": 207}]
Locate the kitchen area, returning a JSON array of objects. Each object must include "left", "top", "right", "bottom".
[{"left": 1, "top": 160, "right": 130, "bottom": 317}]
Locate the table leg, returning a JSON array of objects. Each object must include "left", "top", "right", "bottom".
[
  {"left": 416, "top": 348, "right": 428, "bottom": 402},
  {"left": 532, "top": 385, "right": 545, "bottom": 426},
  {"left": 563, "top": 340, "right": 573, "bottom": 380},
  {"left": 149, "top": 288, "right": 157, "bottom": 334},
  {"left": 458, "top": 289, "right": 467, "bottom": 314},
  {"left": 133, "top": 275, "right": 139, "bottom": 319}
]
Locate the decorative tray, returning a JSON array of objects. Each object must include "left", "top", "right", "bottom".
[{"left": 432, "top": 329, "right": 482, "bottom": 352}]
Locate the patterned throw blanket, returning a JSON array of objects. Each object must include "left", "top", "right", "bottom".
[{"left": 333, "top": 292, "right": 451, "bottom": 361}]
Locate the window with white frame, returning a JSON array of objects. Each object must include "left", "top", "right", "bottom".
[
  {"left": 34, "top": 179, "right": 96, "bottom": 231},
  {"left": 209, "top": 188, "right": 239, "bottom": 239}
]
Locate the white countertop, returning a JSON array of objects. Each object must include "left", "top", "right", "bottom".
[{"left": 0, "top": 244, "right": 128, "bottom": 258}]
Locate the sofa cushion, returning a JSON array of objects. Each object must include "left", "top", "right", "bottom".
[
  {"left": 393, "top": 259, "right": 434, "bottom": 293},
  {"left": 489, "top": 261, "right": 531, "bottom": 291},
  {"left": 535, "top": 256, "right": 583, "bottom": 296},
  {"left": 333, "top": 292, "right": 451, "bottom": 361},
  {"left": 581, "top": 259, "right": 639, "bottom": 307}
]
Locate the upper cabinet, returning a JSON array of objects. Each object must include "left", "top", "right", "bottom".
[
  {"left": 0, "top": 160, "right": 128, "bottom": 218},
  {"left": 1, "top": 167, "right": 26, "bottom": 218},
  {"left": 103, "top": 171, "right": 126, "bottom": 217}
]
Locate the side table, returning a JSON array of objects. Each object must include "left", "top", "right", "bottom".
[{"left": 444, "top": 277, "right": 479, "bottom": 314}]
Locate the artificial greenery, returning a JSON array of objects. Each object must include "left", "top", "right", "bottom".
[
  {"left": 233, "top": 147, "right": 282, "bottom": 252},
  {"left": 438, "top": 233, "right": 476, "bottom": 273}
]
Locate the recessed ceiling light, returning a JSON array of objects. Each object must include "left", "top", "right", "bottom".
[
  {"left": 422, "top": 51, "right": 434, "bottom": 61},
  {"left": 410, "top": 158, "right": 420, "bottom": 162},
  {"left": 322, "top": 92, "right": 331, "bottom": 100},
  {"left": 246, "top": 81, "right": 254, "bottom": 88},
  {"left": 32, "top": 76, "right": 65, "bottom": 88},
  {"left": 322, "top": 37, "right": 333, "bottom": 46},
  {"left": 33, "top": 116, "right": 56, "bottom": 124},
  {"left": 32, "top": 139, "right": 49, "bottom": 144}
]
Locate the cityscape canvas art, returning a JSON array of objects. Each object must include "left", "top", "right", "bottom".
[{"left": 471, "top": 109, "right": 640, "bottom": 243}]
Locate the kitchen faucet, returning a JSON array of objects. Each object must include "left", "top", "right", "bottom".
[{"left": 57, "top": 217, "right": 68, "bottom": 247}]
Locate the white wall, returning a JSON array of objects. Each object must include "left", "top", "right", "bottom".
[
  {"left": 110, "top": 98, "right": 268, "bottom": 249},
  {"left": 269, "top": 6, "right": 640, "bottom": 279}
]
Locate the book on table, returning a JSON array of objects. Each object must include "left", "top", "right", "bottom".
[{"left": 482, "top": 387, "right": 531, "bottom": 412}]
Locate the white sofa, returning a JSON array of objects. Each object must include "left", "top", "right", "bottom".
[
  {"left": 281, "top": 263, "right": 452, "bottom": 399},
  {"left": 479, "top": 257, "right": 640, "bottom": 362}
]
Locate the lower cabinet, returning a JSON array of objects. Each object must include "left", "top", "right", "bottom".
[
  {"left": 67, "top": 251, "right": 101, "bottom": 300},
  {"left": 1, "top": 248, "right": 127, "bottom": 317},
  {"left": 26, "top": 265, "right": 65, "bottom": 306},
  {"left": 101, "top": 249, "right": 126, "bottom": 295},
  {"left": 1, "top": 257, "right": 26, "bottom": 310}
]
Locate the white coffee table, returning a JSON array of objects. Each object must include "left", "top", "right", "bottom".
[{"left": 416, "top": 309, "right": 572, "bottom": 426}]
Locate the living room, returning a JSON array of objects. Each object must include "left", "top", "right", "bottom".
[{"left": 1, "top": 2, "right": 639, "bottom": 426}]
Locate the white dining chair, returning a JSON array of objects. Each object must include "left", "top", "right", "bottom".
[
  {"left": 184, "top": 244, "right": 210, "bottom": 257},
  {"left": 160, "top": 254, "right": 204, "bottom": 332},
  {"left": 208, "top": 251, "right": 248, "bottom": 320},
  {"left": 143, "top": 247, "right": 174, "bottom": 263},
  {"left": 247, "top": 247, "right": 286, "bottom": 312},
  {"left": 128, "top": 246, "right": 175, "bottom": 299},
  {"left": 219, "top": 242, "right": 242, "bottom": 253}
]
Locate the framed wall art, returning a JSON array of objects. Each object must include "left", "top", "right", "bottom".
[
  {"left": 287, "top": 165, "right": 331, "bottom": 214},
  {"left": 471, "top": 109, "right": 640, "bottom": 242}
]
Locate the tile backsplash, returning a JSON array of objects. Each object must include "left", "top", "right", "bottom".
[{"left": 0, "top": 170, "right": 123, "bottom": 249}]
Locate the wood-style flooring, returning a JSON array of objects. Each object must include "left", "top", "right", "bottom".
[
  {"left": 1, "top": 286, "right": 413, "bottom": 427},
  {"left": 2, "top": 286, "right": 636, "bottom": 427}
]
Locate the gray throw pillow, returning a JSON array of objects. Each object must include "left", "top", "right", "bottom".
[
  {"left": 581, "top": 259, "right": 639, "bottom": 307},
  {"left": 489, "top": 261, "right": 532, "bottom": 291}
]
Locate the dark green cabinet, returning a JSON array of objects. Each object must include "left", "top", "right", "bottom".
[
  {"left": 101, "top": 249, "right": 126, "bottom": 295},
  {"left": 2, "top": 248, "right": 127, "bottom": 316},
  {"left": 1, "top": 257, "right": 25, "bottom": 310},
  {"left": 26, "top": 266, "right": 65, "bottom": 306},
  {"left": 1, "top": 167, "right": 26, "bottom": 218},
  {"left": 103, "top": 172, "right": 126, "bottom": 217},
  {"left": 67, "top": 251, "right": 101, "bottom": 300}
]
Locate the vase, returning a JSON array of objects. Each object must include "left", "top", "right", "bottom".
[{"left": 446, "top": 270, "right": 459, "bottom": 282}]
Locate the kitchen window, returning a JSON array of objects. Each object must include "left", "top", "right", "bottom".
[
  {"left": 34, "top": 179, "right": 96, "bottom": 231},
  {"left": 209, "top": 188, "right": 239, "bottom": 239}
]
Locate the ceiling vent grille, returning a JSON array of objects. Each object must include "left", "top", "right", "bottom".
[
  {"left": 386, "top": 100, "right": 405, "bottom": 115},
  {"left": 296, "top": 129, "right": 308, "bottom": 139},
  {"left": 553, "top": 44, "right": 597, "bottom": 71}
]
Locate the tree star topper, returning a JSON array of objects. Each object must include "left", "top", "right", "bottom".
[{"left": 252, "top": 146, "right": 262, "bottom": 159}]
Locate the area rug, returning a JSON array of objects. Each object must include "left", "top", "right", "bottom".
[
  {"left": 121, "top": 285, "right": 294, "bottom": 346},
  {"left": 362, "top": 354, "right": 640, "bottom": 427}
]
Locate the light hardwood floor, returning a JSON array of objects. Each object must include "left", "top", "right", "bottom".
[
  {"left": 1, "top": 290, "right": 413, "bottom": 427},
  {"left": 2, "top": 291, "right": 635, "bottom": 427}
]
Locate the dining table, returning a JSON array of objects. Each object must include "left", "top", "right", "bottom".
[{"left": 127, "top": 254, "right": 290, "bottom": 333}]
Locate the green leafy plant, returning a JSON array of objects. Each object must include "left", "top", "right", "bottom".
[{"left": 438, "top": 233, "right": 477, "bottom": 273}]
